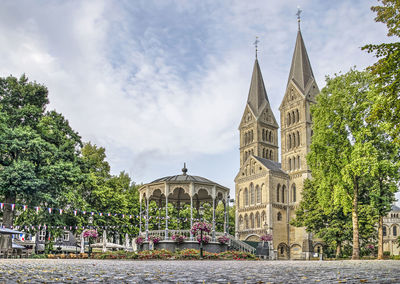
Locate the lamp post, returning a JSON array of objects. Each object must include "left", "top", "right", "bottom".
[
  {"left": 199, "top": 205, "right": 204, "bottom": 259},
  {"left": 226, "top": 196, "right": 234, "bottom": 236},
  {"left": 88, "top": 216, "right": 93, "bottom": 257}
]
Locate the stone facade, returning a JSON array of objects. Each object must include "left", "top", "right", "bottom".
[
  {"left": 383, "top": 205, "right": 400, "bottom": 255},
  {"left": 235, "top": 28, "right": 322, "bottom": 260}
]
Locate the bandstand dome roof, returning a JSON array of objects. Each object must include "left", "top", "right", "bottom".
[
  {"left": 151, "top": 174, "right": 214, "bottom": 184},
  {"left": 138, "top": 164, "right": 230, "bottom": 204}
]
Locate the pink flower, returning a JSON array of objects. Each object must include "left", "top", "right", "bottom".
[{"left": 260, "top": 234, "right": 273, "bottom": 242}]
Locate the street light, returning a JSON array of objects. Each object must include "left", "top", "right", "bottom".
[
  {"left": 88, "top": 216, "right": 93, "bottom": 257},
  {"left": 199, "top": 205, "right": 204, "bottom": 259}
]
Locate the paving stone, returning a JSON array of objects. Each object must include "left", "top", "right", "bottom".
[{"left": 0, "top": 259, "right": 400, "bottom": 283}]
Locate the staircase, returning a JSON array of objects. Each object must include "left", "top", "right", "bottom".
[{"left": 215, "top": 232, "right": 256, "bottom": 254}]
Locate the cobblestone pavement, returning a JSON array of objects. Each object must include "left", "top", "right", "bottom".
[{"left": 0, "top": 259, "right": 400, "bottom": 283}]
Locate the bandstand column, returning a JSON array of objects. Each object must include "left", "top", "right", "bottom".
[
  {"left": 223, "top": 199, "right": 227, "bottom": 235},
  {"left": 212, "top": 197, "right": 216, "bottom": 241},
  {"left": 165, "top": 184, "right": 169, "bottom": 240},
  {"left": 145, "top": 196, "right": 149, "bottom": 240},
  {"left": 226, "top": 195, "right": 230, "bottom": 236},
  {"left": 139, "top": 195, "right": 142, "bottom": 234},
  {"left": 190, "top": 195, "right": 193, "bottom": 240}
]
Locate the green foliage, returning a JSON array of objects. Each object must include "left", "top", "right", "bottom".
[
  {"left": 363, "top": 0, "right": 400, "bottom": 144},
  {"left": 300, "top": 69, "right": 399, "bottom": 259},
  {"left": 0, "top": 75, "right": 84, "bottom": 232}
]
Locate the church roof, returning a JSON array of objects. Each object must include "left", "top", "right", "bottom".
[
  {"left": 253, "top": 156, "right": 287, "bottom": 175},
  {"left": 391, "top": 204, "right": 400, "bottom": 212},
  {"left": 247, "top": 59, "right": 269, "bottom": 118},
  {"left": 287, "top": 30, "right": 315, "bottom": 93}
]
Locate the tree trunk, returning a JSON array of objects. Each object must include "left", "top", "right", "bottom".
[
  {"left": 377, "top": 215, "right": 384, "bottom": 260},
  {"left": 352, "top": 178, "right": 360, "bottom": 260},
  {"left": 336, "top": 242, "right": 341, "bottom": 259},
  {"left": 3, "top": 192, "right": 16, "bottom": 228}
]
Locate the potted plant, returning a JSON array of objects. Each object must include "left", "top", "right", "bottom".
[
  {"left": 217, "top": 235, "right": 229, "bottom": 245},
  {"left": 149, "top": 236, "right": 160, "bottom": 245},
  {"left": 135, "top": 236, "right": 145, "bottom": 248},
  {"left": 171, "top": 234, "right": 186, "bottom": 244},
  {"left": 82, "top": 229, "right": 98, "bottom": 257},
  {"left": 260, "top": 234, "right": 272, "bottom": 247}
]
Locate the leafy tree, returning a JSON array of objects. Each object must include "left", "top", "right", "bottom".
[
  {"left": 0, "top": 75, "right": 84, "bottom": 230},
  {"left": 363, "top": 0, "right": 400, "bottom": 144},
  {"left": 291, "top": 179, "right": 352, "bottom": 258},
  {"left": 307, "top": 69, "right": 386, "bottom": 259}
]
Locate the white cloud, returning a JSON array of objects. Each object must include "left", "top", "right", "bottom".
[{"left": 0, "top": 0, "right": 396, "bottom": 195}]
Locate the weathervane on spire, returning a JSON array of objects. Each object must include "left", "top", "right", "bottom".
[
  {"left": 254, "top": 36, "right": 259, "bottom": 59},
  {"left": 296, "top": 6, "right": 302, "bottom": 31}
]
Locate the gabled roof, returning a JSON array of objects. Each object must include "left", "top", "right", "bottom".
[
  {"left": 391, "top": 204, "right": 400, "bottom": 212},
  {"left": 287, "top": 30, "right": 315, "bottom": 93},
  {"left": 253, "top": 156, "right": 287, "bottom": 175},
  {"left": 247, "top": 59, "right": 269, "bottom": 118}
]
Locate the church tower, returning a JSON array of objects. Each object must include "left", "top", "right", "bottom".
[
  {"left": 239, "top": 58, "right": 279, "bottom": 166},
  {"left": 279, "top": 13, "right": 320, "bottom": 259}
]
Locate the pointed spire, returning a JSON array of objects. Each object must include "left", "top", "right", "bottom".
[
  {"left": 287, "top": 27, "right": 315, "bottom": 93},
  {"left": 247, "top": 59, "right": 269, "bottom": 117}
]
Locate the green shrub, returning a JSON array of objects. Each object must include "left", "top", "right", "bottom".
[
  {"left": 175, "top": 249, "right": 200, "bottom": 260},
  {"left": 383, "top": 251, "right": 391, "bottom": 256},
  {"left": 30, "top": 254, "right": 47, "bottom": 259}
]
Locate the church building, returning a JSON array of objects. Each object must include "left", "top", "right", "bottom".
[{"left": 234, "top": 16, "right": 323, "bottom": 260}]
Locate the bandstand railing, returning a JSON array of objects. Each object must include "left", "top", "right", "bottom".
[{"left": 146, "top": 230, "right": 255, "bottom": 254}]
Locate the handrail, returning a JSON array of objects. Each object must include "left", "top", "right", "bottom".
[{"left": 146, "top": 230, "right": 255, "bottom": 254}]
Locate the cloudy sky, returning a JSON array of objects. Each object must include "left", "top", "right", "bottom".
[{"left": 0, "top": 0, "right": 394, "bottom": 196}]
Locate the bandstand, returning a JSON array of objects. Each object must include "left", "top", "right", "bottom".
[{"left": 138, "top": 165, "right": 230, "bottom": 244}]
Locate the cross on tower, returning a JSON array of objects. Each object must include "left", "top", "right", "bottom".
[
  {"left": 254, "top": 36, "right": 259, "bottom": 59},
  {"left": 296, "top": 7, "right": 302, "bottom": 30}
]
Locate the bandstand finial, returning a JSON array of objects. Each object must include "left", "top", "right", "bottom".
[{"left": 182, "top": 163, "right": 188, "bottom": 175}]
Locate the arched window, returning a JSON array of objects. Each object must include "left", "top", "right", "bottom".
[
  {"left": 239, "top": 215, "right": 243, "bottom": 230},
  {"left": 288, "top": 112, "right": 291, "bottom": 125},
  {"left": 256, "top": 185, "right": 261, "bottom": 204},
  {"left": 250, "top": 183, "right": 255, "bottom": 205},
  {"left": 262, "top": 148, "right": 265, "bottom": 158},
  {"left": 293, "top": 133, "right": 296, "bottom": 147},
  {"left": 277, "top": 212, "right": 282, "bottom": 221},
  {"left": 256, "top": 212, "right": 261, "bottom": 228},
  {"left": 270, "top": 150, "right": 273, "bottom": 160},
  {"left": 297, "top": 155, "right": 301, "bottom": 169},
  {"left": 251, "top": 130, "right": 254, "bottom": 142},
  {"left": 393, "top": 226, "right": 398, "bottom": 237},
  {"left": 269, "top": 131, "right": 272, "bottom": 142},
  {"left": 289, "top": 134, "right": 292, "bottom": 149},
  {"left": 296, "top": 109, "right": 299, "bottom": 122},
  {"left": 260, "top": 184, "right": 264, "bottom": 204},
  {"left": 292, "top": 111, "right": 295, "bottom": 123},
  {"left": 297, "top": 131, "right": 300, "bottom": 146},
  {"left": 244, "top": 188, "right": 249, "bottom": 206},
  {"left": 289, "top": 158, "right": 292, "bottom": 171},
  {"left": 291, "top": 184, "right": 296, "bottom": 203},
  {"left": 270, "top": 132, "right": 273, "bottom": 143},
  {"left": 262, "top": 129, "right": 265, "bottom": 141},
  {"left": 292, "top": 157, "right": 296, "bottom": 170},
  {"left": 282, "top": 185, "right": 286, "bottom": 203},
  {"left": 277, "top": 184, "right": 281, "bottom": 202},
  {"left": 245, "top": 214, "right": 249, "bottom": 229},
  {"left": 250, "top": 213, "right": 254, "bottom": 228},
  {"left": 261, "top": 211, "right": 266, "bottom": 223},
  {"left": 383, "top": 226, "right": 387, "bottom": 237},
  {"left": 238, "top": 190, "right": 241, "bottom": 208}
]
